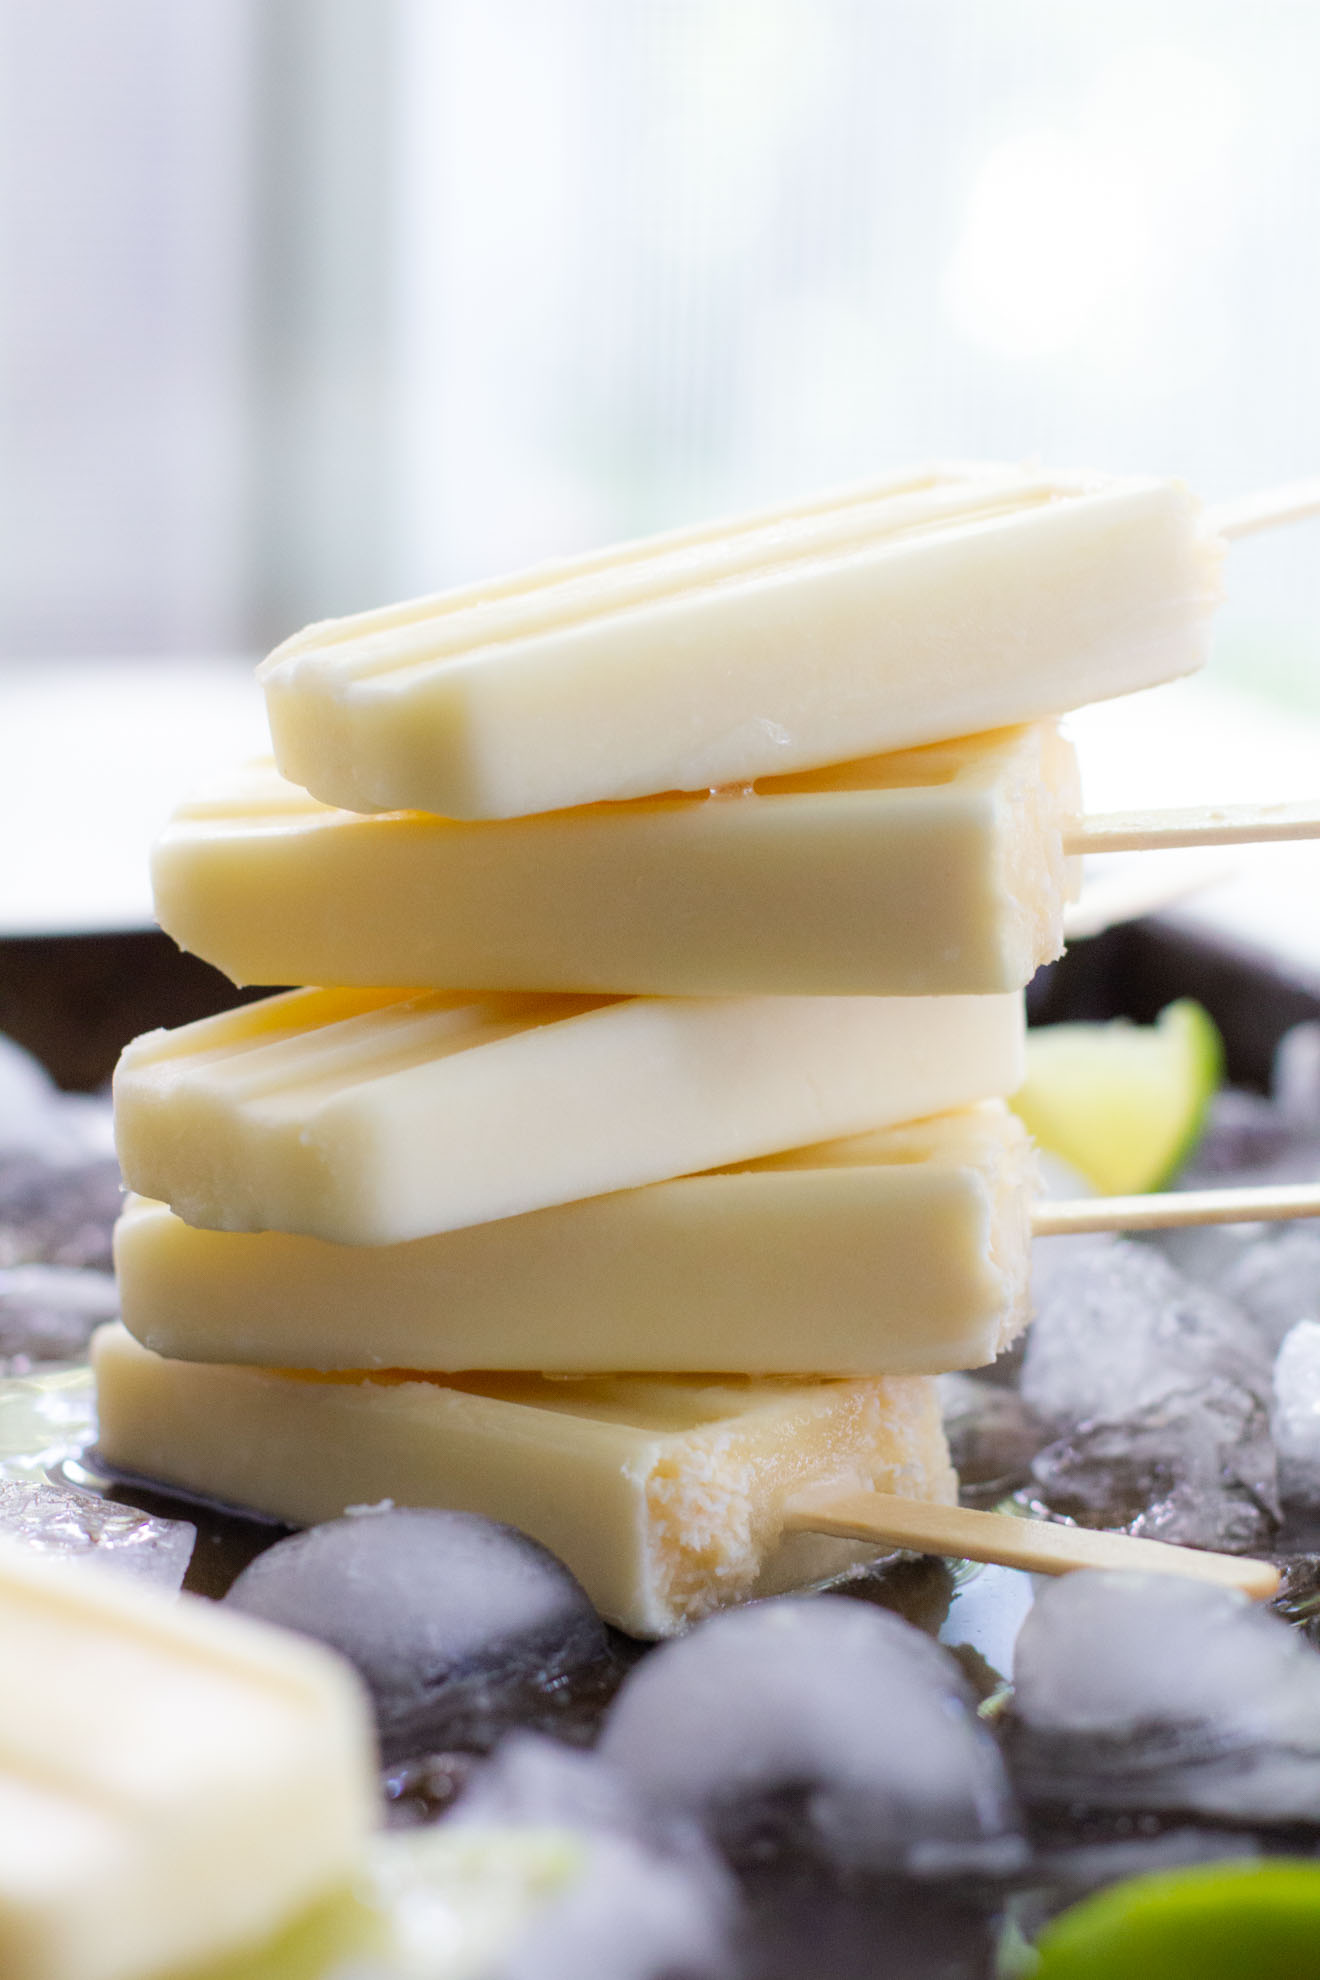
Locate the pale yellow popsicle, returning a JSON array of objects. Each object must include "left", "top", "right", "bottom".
[
  {"left": 258, "top": 464, "right": 1221, "bottom": 820},
  {"left": 151, "top": 724, "right": 1081, "bottom": 997},
  {"left": 91, "top": 1323, "right": 955, "bottom": 1638},
  {"left": 113, "top": 1104, "right": 1034, "bottom": 1377},
  {"left": 111, "top": 985, "right": 1025, "bottom": 1246},
  {"left": 0, "top": 1536, "right": 376, "bottom": 1980}
]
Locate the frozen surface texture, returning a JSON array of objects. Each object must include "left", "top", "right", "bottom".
[
  {"left": 1273, "top": 1321, "right": 1320, "bottom": 1509},
  {"left": 1010, "top": 1570, "right": 1320, "bottom": 1824},
  {"left": 0, "top": 1475, "right": 194, "bottom": 1587},
  {"left": 224, "top": 1510, "right": 610, "bottom": 1763},
  {"left": 600, "top": 1595, "right": 1023, "bottom": 1877},
  {"left": 1021, "top": 1236, "right": 1279, "bottom": 1550}
]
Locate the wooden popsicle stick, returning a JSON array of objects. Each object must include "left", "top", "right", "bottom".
[
  {"left": 783, "top": 1487, "right": 1281, "bottom": 1601},
  {"left": 1033, "top": 1181, "right": 1320, "bottom": 1236},
  {"left": 1065, "top": 799, "right": 1320, "bottom": 856},
  {"left": 1205, "top": 478, "right": 1320, "bottom": 542}
]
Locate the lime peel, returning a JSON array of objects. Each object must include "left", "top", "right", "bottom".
[
  {"left": 1034, "top": 1858, "right": 1320, "bottom": 1980},
  {"left": 1011, "top": 999, "right": 1223, "bottom": 1196}
]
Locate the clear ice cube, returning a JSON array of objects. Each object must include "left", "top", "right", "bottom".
[
  {"left": 1226, "top": 1228, "right": 1320, "bottom": 1356},
  {"left": 366, "top": 1818, "right": 736, "bottom": 1980},
  {"left": 1029, "top": 1378, "right": 1278, "bottom": 1552},
  {"left": 1023, "top": 1238, "right": 1272, "bottom": 1428},
  {"left": 1273, "top": 1320, "right": 1320, "bottom": 1508},
  {"left": 1022, "top": 1239, "right": 1279, "bottom": 1549},
  {"left": 224, "top": 1509, "right": 611, "bottom": 1764},
  {"left": 599, "top": 1595, "right": 1024, "bottom": 1878},
  {"left": 937, "top": 1373, "right": 1052, "bottom": 1504},
  {"left": 0, "top": 1476, "right": 194, "bottom": 1589},
  {"left": 1010, "top": 1569, "right": 1320, "bottom": 1824},
  {"left": 0, "top": 1154, "right": 123, "bottom": 1271},
  {"left": 0, "top": 1264, "right": 119, "bottom": 1371},
  {"left": 0, "top": 1365, "right": 98, "bottom": 1483},
  {"left": 452, "top": 1733, "right": 657, "bottom": 1843}
]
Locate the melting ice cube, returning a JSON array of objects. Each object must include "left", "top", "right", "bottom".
[
  {"left": 1022, "top": 1238, "right": 1278, "bottom": 1550},
  {"left": 224, "top": 1509, "right": 611, "bottom": 1764},
  {"left": 1010, "top": 1570, "right": 1320, "bottom": 1825},
  {"left": 0, "top": 1477, "right": 194, "bottom": 1589},
  {"left": 599, "top": 1594, "right": 1024, "bottom": 1877}
]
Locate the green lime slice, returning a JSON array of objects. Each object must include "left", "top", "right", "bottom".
[
  {"left": 1011, "top": 1000, "right": 1223, "bottom": 1195},
  {"left": 1033, "top": 1859, "right": 1320, "bottom": 1980}
]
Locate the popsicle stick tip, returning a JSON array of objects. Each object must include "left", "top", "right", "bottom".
[
  {"left": 1206, "top": 478, "right": 1320, "bottom": 542},
  {"left": 1032, "top": 1181, "right": 1320, "bottom": 1236},
  {"left": 1065, "top": 799, "right": 1320, "bottom": 857},
  {"left": 783, "top": 1488, "right": 1280, "bottom": 1601}
]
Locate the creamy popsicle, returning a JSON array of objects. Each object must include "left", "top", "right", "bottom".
[
  {"left": 0, "top": 1536, "right": 376, "bottom": 1980},
  {"left": 151, "top": 724, "right": 1081, "bottom": 997},
  {"left": 113, "top": 1104, "right": 1034, "bottom": 1377},
  {"left": 257, "top": 464, "right": 1221, "bottom": 820},
  {"left": 91, "top": 1323, "right": 955, "bottom": 1638},
  {"left": 111, "top": 984, "right": 1025, "bottom": 1245}
]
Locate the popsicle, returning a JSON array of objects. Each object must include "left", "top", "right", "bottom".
[
  {"left": 91, "top": 1326, "right": 1280, "bottom": 1637},
  {"left": 0, "top": 1535, "right": 376, "bottom": 1980},
  {"left": 111, "top": 984, "right": 1025, "bottom": 1246},
  {"left": 91, "top": 1322, "right": 957, "bottom": 1637},
  {"left": 112, "top": 1104, "right": 1036, "bottom": 1378},
  {"left": 258, "top": 464, "right": 1222, "bottom": 820},
  {"left": 152, "top": 725, "right": 1082, "bottom": 997}
]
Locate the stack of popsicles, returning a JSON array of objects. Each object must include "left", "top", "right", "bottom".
[{"left": 95, "top": 463, "right": 1227, "bottom": 1637}]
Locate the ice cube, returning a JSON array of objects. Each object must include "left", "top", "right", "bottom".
[
  {"left": 0, "top": 1153, "right": 122, "bottom": 1271},
  {"left": 938, "top": 1373, "right": 1052, "bottom": 1504},
  {"left": 367, "top": 1819, "right": 736, "bottom": 1980},
  {"left": 224, "top": 1509, "right": 611, "bottom": 1764},
  {"left": 0, "top": 1476, "right": 194, "bottom": 1588},
  {"left": 0, "top": 1264, "right": 119, "bottom": 1370},
  {"left": 599, "top": 1595, "right": 1024, "bottom": 1877},
  {"left": 0, "top": 1365, "right": 97, "bottom": 1483},
  {"left": 1225, "top": 1228, "right": 1320, "bottom": 1355},
  {"left": 1009, "top": 1570, "right": 1320, "bottom": 1824},
  {"left": 1022, "top": 1239, "right": 1271, "bottom": 1429},
  {"left": 1022, "top": 1240, "right": 1278, "bottom": 1548},
  {"left": 1029, "top": 1378, "right": 1278, "bottom": 1552},
  {"left": 452, "top": 1733, "right": 654, "bottom": 1842},
  {"left": 1273, "top": 1320, "right": 1320, "bottom": 1509},
  {"left": 1274, "top": 1021, "right": 1320, "bottom": 1130}
]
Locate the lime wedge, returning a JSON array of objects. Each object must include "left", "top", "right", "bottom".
[
  {"left": 1033, "top": 1859, "right": 1320, "bottom": 1980},
  {"left": 1011, "top": 999, "right": 1223, "bottom": 1195}
]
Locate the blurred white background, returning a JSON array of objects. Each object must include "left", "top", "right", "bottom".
[{"left": 0, "top": 0, "right": 1317, "bottom": 936}]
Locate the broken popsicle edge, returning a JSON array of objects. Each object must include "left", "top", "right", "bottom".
[{"left": 783, "top": 1488, "right": 1281, "bottom": 1601}]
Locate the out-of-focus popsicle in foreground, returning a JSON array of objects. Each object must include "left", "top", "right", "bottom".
[
  {"left": 111, "top": 985, "right": 1025, "bottom": 1246},
  {"left": 257, "top": 464, "right": 1222, "bottom": 820},
  {"left": 0, "top": 1536, "right": 376, "bottom": 1980},
  {"left": 152, "top": 725, "right": 1081, "bottom": 997},
  {"left": 91, "top": 1323, "right": 956, "bottom": 1639},
  {"left": 113, "top": 1104, "right": 1035, "bottom": 1377}
]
